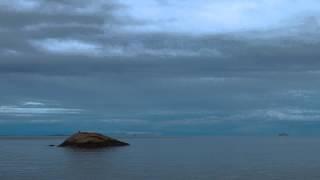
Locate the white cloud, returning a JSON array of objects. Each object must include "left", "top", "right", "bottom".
[
  {"left": 136, "top": 47, "right": 221, "bottom": 57},
  {"left": 0, "top": 0, "right": 115, "bottom": 15},
  {"left": 240, "top": 108, "right": 320, "bottom": 121},
  {"left": 0, "top": 49, "right": 21, "bottom": 56},
  {"left": 173, "top": 77, "right": 250, "bottom": 84},
  {"left": 0, "top": 106, "right": 82, "bottom": 115},
  {"left": 31, "top": 39, "right": 103, "bottom": 57},
  {"left": 28, "top": 119, "right": 62, "bottom": 124},
  {"left": 0, "top": 0, "right": 40, "bottom": 12},
  {"left": 31, "top": 38, "right": 221, "bottom": 57},
  {"left": 119, "top": 0, "right": 320, "bottom": 34},
  {"left": 262, "top": 109, "right": 319, "bottom": 121},
  {"left": 185, "top": 108, "right": 320, "bottom": 122},
  {"left": 286, "top": 90, "right": 316, "bottom": 98},
  {"left": 24, "top": 23, "right": 100, "bottom": 31},
  {"left": 103, "top": 44, "right": 222, "bottom": 57},
  {"left": 101, "top": 118, "right": 148, "bottom": 124},
  {"left": 164, "top": 117, "right": 220, "bottom": 126},
  {"left": 22, "top": 101, "right": 45, "bottom": 106}
]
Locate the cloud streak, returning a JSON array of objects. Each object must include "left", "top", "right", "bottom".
[
  {"left": 0, "top": 101, "right": 82, "bottom": 116},
  {"left": 0, "top": 106, "right": 82, "bottom": 115}
]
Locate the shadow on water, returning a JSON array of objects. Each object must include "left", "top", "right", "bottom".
[{"left": 60, "top": 146, "right": 131, "bottom": 153}]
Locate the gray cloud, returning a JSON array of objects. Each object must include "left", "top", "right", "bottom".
[{"left": 1, "top": 0, "right": 320, "bottom": 135}]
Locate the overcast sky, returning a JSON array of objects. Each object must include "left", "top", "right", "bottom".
[{"left": 1, "top": 0, "right": 320, "bottom": 135}]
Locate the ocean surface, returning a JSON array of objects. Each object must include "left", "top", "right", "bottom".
[{"left": 1, "top": 136, "right": 320, "bottom": 180}]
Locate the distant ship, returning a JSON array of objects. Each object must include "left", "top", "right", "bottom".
[{"left": 278, "top": 133, "right": 289, "bottom": 137}]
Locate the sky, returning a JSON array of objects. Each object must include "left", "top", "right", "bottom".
[{"left": 1, "top": 0, "right": 320, "bottom": 136}]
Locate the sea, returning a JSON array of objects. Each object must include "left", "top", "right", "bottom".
[{"left": 1, "top": 136, "right": 320, "bottom": 180}]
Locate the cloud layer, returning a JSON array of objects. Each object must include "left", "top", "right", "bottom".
[{"left": 1, "top": 0, "right": 320, "bottom": 135}]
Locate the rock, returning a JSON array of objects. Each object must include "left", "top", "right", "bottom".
[
  {"left": 58, "top": 132, "right": 129, "bottom": 148},
  {"left": 48, "top": 144, "right": 55, "bottom": 147}
]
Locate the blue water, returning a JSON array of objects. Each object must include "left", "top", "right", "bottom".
[{"left": 1, "top": 136, "right": 320, "bottom": 180}]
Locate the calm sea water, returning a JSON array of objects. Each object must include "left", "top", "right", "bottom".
[{"left": 1, "top": 136, "right": 320, "bottom": 180}]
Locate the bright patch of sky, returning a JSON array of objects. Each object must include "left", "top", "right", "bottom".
[{"left": 120, "top": 0, "right": 320, "bottom": 34}]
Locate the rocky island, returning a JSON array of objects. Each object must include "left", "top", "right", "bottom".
[{"left": 59, "top": 131, "right": 129, "bottom": 148}]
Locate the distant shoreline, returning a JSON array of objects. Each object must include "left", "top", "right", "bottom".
[
  {"left": 0, "top": 135, "right": 318, "bottom": 139},
  {"left": 0, "top": 135, "right": 68, "bottom": 139}
]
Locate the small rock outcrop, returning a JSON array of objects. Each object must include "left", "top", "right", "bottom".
[{"left": 59, "top": 132, "right": 129, "bottom": 148}]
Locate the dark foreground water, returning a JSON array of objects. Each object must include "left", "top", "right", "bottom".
[{"left": 1, "top": 136, "right": 320, "bottom": 180}]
